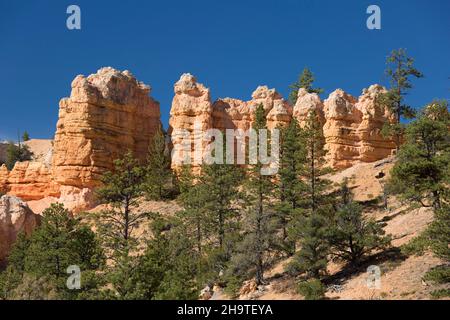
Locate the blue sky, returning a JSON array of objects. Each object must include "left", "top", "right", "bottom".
[{"left": 0, "top": 0, "right": 449, "bottom": 140}]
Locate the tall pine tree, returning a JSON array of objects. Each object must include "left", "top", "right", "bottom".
[
  {"left": 380, "top": 48, "right": 423, "bottom": 151},
  {"left": 228, "top": 104, "right": 277, "bottom": 285}
]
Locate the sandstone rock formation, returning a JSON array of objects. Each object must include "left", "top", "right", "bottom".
[
  {"left": 2, "top": 68, "right": 161, "bottom": 213},
  {"left": 0, "top": 164, "right": 8, "bottom": 194},
  {"left": 52, "top": 67, "right": 161, "bottom": 188},
  {"left": 293, "top": 88, "right": 325, "bottom": 127},
  {"left": 169, "top": 73, "right": 212, "bottom": 170},
  {"left": 0, "top": 195, "right": 40, "bottom": 265},
  {"left": 169, "top": 75, "right": 292, "bottom": 171},
  {"left": 4, "top": 161, "right": 60, "bottom": 201},
  {"left": 168, "top": 74, "right": 396, "bottom": 170},
  {"left": 323, "top": 85, "right": 396, "bottom": 168}
]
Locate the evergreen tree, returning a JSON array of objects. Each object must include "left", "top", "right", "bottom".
[
  {"left": 286, "top": 110, "right": 333, "bottom": 284},
  {"left": 302, "top": 110, "right": 332, "bottom": 212},
  {"left": 228, "top": 104, "right": 277, "bottom": 285},
  {"left": 177, "top": 165, "right": 209, "bottom": 255},
  {"left": 326, "top": 180, "right": 391, "bottom": 265},
  {"left": 388, "top": 100, "right": 449, "bottom": 210},
  {"left": 136, "top": 216, "right": 200, "bottom": 300},
  {"left": 287, "top": 209, "right": 330, "bottom": 279},
  {"left": 94, "top": 151, "right": 152, "bottom": 298},
  {"left": 0, "top": 204, "right": 104, "bottom": 300},
  {"left": 276, "top": 118, "right": 307, "bottom": 254},
  {"left": 143, "top": 127, "right": 173, "bottom": 200},
  {"left": 288, "top": 67, "right": 324, "bottom": 104},
  {"left": 5, "top": 141, "right": 32, "bottom": 170},
  {"left": 380, "top": 48, "right": 423, "bottom": 151},
  {"left": 22, "top": 131, "right": 30, "bottom": 142},
  {"left": 200, "top": 159, "right": 243, "bottom": 250}
]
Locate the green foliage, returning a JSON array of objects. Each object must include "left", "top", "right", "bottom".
[
  {"left": 326, "top": 181, "right": 391, "bottom": 265},
  {"left": 131, "top": 216, "right": 201, "bottom": 300},
  {"left": 0, "top": 203, "right": 104, "bottom": 300},
  {"left": 277, "top": 119, "right": 307, "bottom": 254},
  {"left": 380, "top": 48, "right": 423, "bottom": 150},
  {"left": 388, "top": 101, "right": 449, "bottom": 210},
  {"left": 22, "top": 131, "right": 30, "bottom": 142},
  {"left": 93, "top": 151, "right": 154, "bottom": 298},
  {"left": 302, "top": 110, "right": 332, "bottom": 212},
  {"left": 287, "top": 210, "right": 330, "bottom": 278},
  {"left": 430, "top": 288, "right": 450, "bottom": 299},
  {"left": 5, "top": 142, "right": 33, "bottom": 170},
  {"left": 143, "top": 127, "right": 174, "bottom": 200},
  {"left": 177, "top": 165, "right": 209, "bottom": 255},
  {"left": 95, "top": 151, "right": 150, "bottom": 255},
  {"left": 286, "top": 110, "right": 333, "bottom": 279},
  {"left": 227, "top": 104, "right": 278, "bottom": 285},
  {"left": 201, "top": 157, "right": 243, "bottom": 243},
  {"left": 297, "top": 278, "right": 326, "bottom": 300},
  {"left": 401, "top": 232, "right": 430, "bottom": 256},
  {"left": 423, "top": 265, "right": 450, "bottom": 285},
  {"left": 289, "top": 68, "right": 323, "bottom": 104}
]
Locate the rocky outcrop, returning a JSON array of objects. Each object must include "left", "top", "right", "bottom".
[
  {"left": 52, "top": 67, "right": 161, "bottom": 188},
  {"left": 169, "top": 75, "right": 292, "bottom": 171},
  {"left": 293, "top": 88, "right": 325, "bottom": 127},
  {"left": 4, "top": 161, "right": 60, "bottom": 201},
  {"left": 0, "top": 195, "right": 40, "bottom": 265},
  {"left": 323, "top": 85, "right": 396, "bottom": 168},
  {"left": 168, "top": 73, "right": 212, "bottom": 170},
  {"left": 0, "top": 164, "right": 8, "bottom": 194},
  {"left": 2, "top": 68, "right": 161, "bottom": 212},
  {"left": 169, "top": 74, "right": 395, "bottom": 170}
]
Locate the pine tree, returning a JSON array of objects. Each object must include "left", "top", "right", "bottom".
[
  {"left": 287, "top": 209, "right": 330, "bottom": 279},
  {"left": 5, "top": 141, "right": 32, "bottom": 170},
  {"left": 143, "top": 127, "right": 173, "bottom": 200},
  {"left": 177, "top": 165, "right": 209, "bottom": 255},
  {"left": 302, "top": 110, "right": 332, "bottom": 212},
  {"left": 200, "top": 160, "right": 243, "bottom": 250},
  {"left": 228, "top": 104, "right": 277, "bottom": 286},
  {"left": 326, "top": 180, "right": 391, "bottom": 265},
  {"left": 136, "top": 216, "right": 200, "bottom": 300},
  {"left": 277, "top": 118, "right": 307, "bottom": 253},
  {"left": 286, "top": 110, "right": 333, "bottom": 282},
  {"left": 94, "top": 151, "right": 152, "bottom": 298},
  {"left": 22, "top": 131, "right": 30, "bottom": 142},
  {"left": 0, "top": 204, "right": 104, "bottom": 299},
  {"left": 288, "top": 67, "right": 324, "bottom": 105},
  {"left": 388, "top": 100, "right": 449, "bottom": 210},
  {"left": 380, "top": 48, "right": 423, "bottom": 151}
]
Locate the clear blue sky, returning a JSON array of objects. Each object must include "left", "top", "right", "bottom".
[{"left": 0, "top": 0, "right": 449, "bottom": 140}]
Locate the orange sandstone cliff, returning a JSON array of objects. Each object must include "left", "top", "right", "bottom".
[
  {"left": 168, "top": 74, "right": 396, "bottom": 171},
  {"left": 1, "top": 67, "right": 161, "bottom": 212}
]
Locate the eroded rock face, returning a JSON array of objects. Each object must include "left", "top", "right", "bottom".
[
  {"left": 0, "top": 164, "right": 8, "bottom": 194},
  {"left": 5, "top": 161, "right": 60, "bottom": 201},
  {"left": 0, "top": 195, "right": 40, "bottom": 265},
  {"left": 3, "top": 68, "right": 161, "bottom": 213},
  {"left": 52, "top": 67, "right": 161, "bottom": 188},
  {"left": 168, "top": 75, "right": 292, "bottom": 171},
  {"left": 355, "top": 84, "right": 397, "bottom": 163},
  {"left": 293, "top": 88, "right": 325, "bottom": 127},
  {"left": 323, "top": 86, "right": 396, "bottom": 168},
  {"left": 169, "top": 75, "right": 395, "bottom": 170},
  {"left": 168, "top": 73, "right": 212, "bottom": 171}
]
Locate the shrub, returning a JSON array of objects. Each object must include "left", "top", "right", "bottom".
[{"left": 297, "top": 279, "right": 326, "bottom": 300}]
